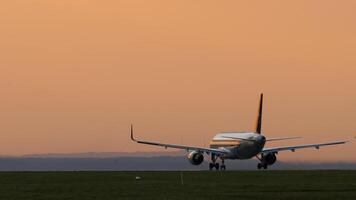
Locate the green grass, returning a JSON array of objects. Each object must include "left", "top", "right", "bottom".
[{"left": 0, "top": 171, "right": 355, "bottom": 200}]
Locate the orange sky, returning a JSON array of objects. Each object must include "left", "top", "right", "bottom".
[{"left": 0, "top": 0, "right": 355, "bottom": 161}]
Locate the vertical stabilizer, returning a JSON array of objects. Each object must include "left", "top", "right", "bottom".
[{"left": 255, "top": 93, "right": 263, "bottom": 134}]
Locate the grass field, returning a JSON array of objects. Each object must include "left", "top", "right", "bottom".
[{"left": 0, "top": 170, "right": 355, "bottom": 200}]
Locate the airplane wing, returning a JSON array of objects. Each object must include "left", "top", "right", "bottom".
[
  {"left": 262, "top": 140, "right": 348, "bottom": 154},
  {"left": 130, "top": 125, "right": 229, "bottom": 156}
]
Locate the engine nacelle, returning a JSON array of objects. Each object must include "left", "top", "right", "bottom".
[
  {"left": 187, "top": 151, "right": 204, "bottom": 165},
  {"left": 262, "top": 153, "right": 277, "bottom": 165}
]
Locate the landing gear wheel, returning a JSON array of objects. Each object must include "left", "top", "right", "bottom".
[
  {"left": 209, "top": 163, "right": 214, "bottom": 170},
  {"left": 263, "top": 164, "right": 268, "bottom": 169},
  {"left": 257, "top": 163, "right": 262, "bottom": 169},
  {"left": 220, "top": 165, "right": 226, "bottom": 170},
  {"left": 215, "top": 163, "right": 219, "bottom": 170}
]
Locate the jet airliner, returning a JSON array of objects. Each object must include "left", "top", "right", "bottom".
[{"left": 130, "top": 94, "right": 347, "bottom": 170}]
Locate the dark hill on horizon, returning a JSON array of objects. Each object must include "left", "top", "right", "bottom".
[{"left": 0, "top": 153, "right": 355, "bottom": 171}]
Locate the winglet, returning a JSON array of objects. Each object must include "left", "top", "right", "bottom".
[
  {"left": 130, "top": 124, "right": 136, "bottom": 142},
  {"left": 255, "top": 93, "right": 263, "bottom": 134}
]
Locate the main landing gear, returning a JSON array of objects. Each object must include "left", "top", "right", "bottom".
[
  {"left": 256, "top": 155, "right": 268, "bottom": 169},
  {"left": 209, "top": 162, "right": 219, "bottom": 170},
  {"left": 256, "top": 154, "right": 275, "bottom": 170},
  {"left": 257, "top": 162, "right": 267, "bottom": 169},
  {"left": 209, "top": 154, "right": 226, "bottom": 171}
]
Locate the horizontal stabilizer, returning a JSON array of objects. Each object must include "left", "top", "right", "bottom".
[{"left": 266, "top": 136, "right": 302, "bottom": 142}]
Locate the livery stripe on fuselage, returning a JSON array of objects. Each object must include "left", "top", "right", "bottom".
[
  {"left": 210, "top": 141, "right": 240, "bottom": 145},
  {"left": 209, "top": 140, "right": 241, "bottom": 148}
]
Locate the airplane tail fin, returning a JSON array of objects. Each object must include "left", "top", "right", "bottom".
[{"left": 255, "top": 93, "right": 263, "bottom": 134}]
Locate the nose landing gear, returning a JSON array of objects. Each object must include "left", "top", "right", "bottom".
[{"left": 220, "top": 159, "right": 226, "bottom": 170}]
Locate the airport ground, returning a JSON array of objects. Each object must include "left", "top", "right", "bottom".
[{"left": 0, "top": 170, "right": 355, "bottom": 200}]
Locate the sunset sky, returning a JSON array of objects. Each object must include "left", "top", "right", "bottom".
[{"left": 0, "top": 0, "right": 355, "bottom": 161}]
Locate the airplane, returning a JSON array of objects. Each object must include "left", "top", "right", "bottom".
[{"left": 130, "top": 94, "right": 348, "bottom": 170}]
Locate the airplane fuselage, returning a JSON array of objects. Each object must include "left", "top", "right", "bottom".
[{"left": 210, "top": 133, "right": 266, "bottom": 159}]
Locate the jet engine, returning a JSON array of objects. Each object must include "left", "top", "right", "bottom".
[
  {"left": 262, "top": 153, "right": 277, "bottom": 165},
  {"left": 187, "top": 151, "right": 204, "bottom": 165}
]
